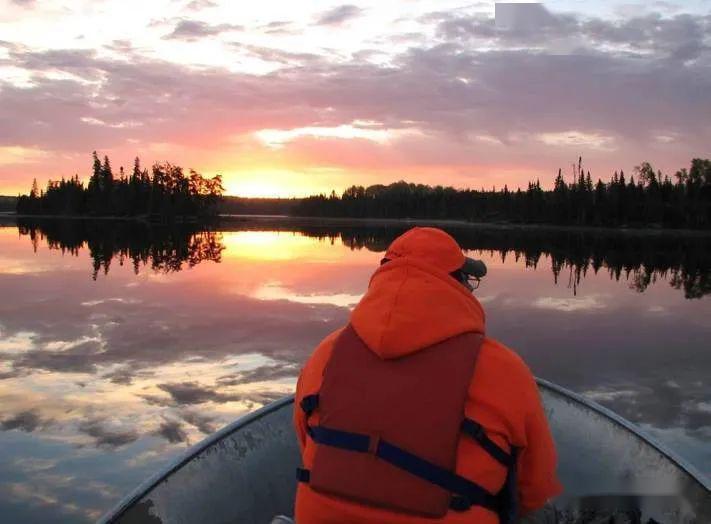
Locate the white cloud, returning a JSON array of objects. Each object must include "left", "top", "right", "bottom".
[
  {"left": 471, "top": 134, "right": 504, "bottom": 146},
  {"left": 0, "top": 331, "right": 35, "bottom": 353},
  {"left": 583, "top": 388, "right": 640, "bottom": 402},
  {"left": 253, "top": 282, "right": 361, "bottom": 307},
  {"left": 254, "top": 123, "right": 419, "bottom": 149},
  {"left": 80, "top": 117, "right": 143, "bottom": 129},
  {"left": 80, "top": 298, "right": 141, "bottom": 307},
  {"left": 533, "top": 294, "right": 607, "bottom": 312},
  {"left": 654, "top": 134, "right": 677, "bottom": 143},
  {"left": 537, "top": 131, "right": 616, "bottom": 150},
  {"left": 0, "top": 146, "right": 50, "bottom": 166}
]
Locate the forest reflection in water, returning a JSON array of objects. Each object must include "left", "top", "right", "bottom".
[
  {"left": 16, "top": 217, "right": 711, "bottom": 298},
  {"left": 1, "top": 218, "right": 710, "bottom": 523},
  {"left": 17, "top": 218, "right": 225, "bottom": 279}
]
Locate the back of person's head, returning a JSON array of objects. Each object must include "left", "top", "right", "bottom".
[
  {"left": 382, "top": 227, "right": 464, "bottom": 273},
  {"left": 381, "top": 227, "right": 486, "bottom": 291}
]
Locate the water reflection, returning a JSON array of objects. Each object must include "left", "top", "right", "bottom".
[
  {"left": 0, "top": 219, "right": 709, "bottom": 522},
  {"left": 15, "top": 218, "right": 711, "bottom": 298},
  {"left": 247, "top": 223, "right": 711, "bottom": 299},
  {"left": 17, "top": 218, "right": 224, "bottom": 279}
]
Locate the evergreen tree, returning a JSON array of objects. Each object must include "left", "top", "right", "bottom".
[
  {"left": 101, "top": 155, "right": 114, "bottom": 191},
  {"left": 30, "top": 178, "right": 39, "bottom": 199},
  {"left": 16, "top": 153, "right": 711, "bottom": 229},
  {"left": 17, "top": 152, "right": 223, "bottom": 220}
]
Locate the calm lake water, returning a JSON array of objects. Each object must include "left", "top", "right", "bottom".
[{"left": 0, "top": 218, "right": 710, "bottom": 523}]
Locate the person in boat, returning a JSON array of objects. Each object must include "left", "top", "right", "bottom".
[{"left": 292, "top": 227, "right": 562, "bottom": 523}]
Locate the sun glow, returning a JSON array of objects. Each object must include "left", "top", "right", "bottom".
[
  {"left": 225, "top": 178, "right": 293, "bottom": 199},
  {"left": 223, "top": 168, "right": 339, "bottom": 198},
  {"left": 221, "top": 231, "right": 346, "bottom": 262}
]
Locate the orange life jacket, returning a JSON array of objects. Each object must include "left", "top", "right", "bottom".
[{"left": 297, "top": 324, "right": 518, "bottom": 522}]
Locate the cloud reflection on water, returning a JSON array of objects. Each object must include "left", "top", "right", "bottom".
[{"left": 0, "top": 222, "right": 710, "bottom": 521}]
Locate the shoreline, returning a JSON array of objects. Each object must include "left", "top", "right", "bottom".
[
  {"left": 219, "top": 214, "right": 711, "bottom": 237},
  {"left": 1, "top": 212, "right": 711, "bottom": 238}
]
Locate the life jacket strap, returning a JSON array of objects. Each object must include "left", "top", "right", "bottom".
[
  {"left": 297, "top": 392, "right": 515, "bottom": 515},
  {"left": 461, "top": 417, "right": 514, "bottom": 467},
  {"left": 296, "top": 467, "right": 311, "bottom": 483},
  {"left": 300, "top": 394, "right": 319, "bottom": 416},
  {"left": 498, "top": 447, "right": 519, "bottom": 524},
  {"left": 302, "top": 395, "right": 513, "bottom": 468},
  {"left": 298, "top": 467, "right": 492, "bottom": 513},
  {"left": 305, "top": 424, "right": 501, "bottom": 513}
]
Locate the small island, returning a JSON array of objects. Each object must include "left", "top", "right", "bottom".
[{"left": 16, "top": 151, "right": 224, "bottom": 222}]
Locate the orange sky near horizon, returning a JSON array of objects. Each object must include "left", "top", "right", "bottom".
[{"left": 1, "top": 1, "right": 709, "bottom": 198}]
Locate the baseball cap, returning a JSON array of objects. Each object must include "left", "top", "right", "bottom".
[{"left": 461, "top": 257, "right": 487, "bottom": 279}]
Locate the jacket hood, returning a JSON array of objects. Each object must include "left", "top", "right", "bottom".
[{"left": 351, "top": 228, "right": 486, "bottom": 359}]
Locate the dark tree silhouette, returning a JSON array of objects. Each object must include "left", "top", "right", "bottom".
[
  {"left": 15, "top": 219, "right": 711, "bottom": 297},
  {"left": 293, "top": 158, "right": 711, "bottom": 229},
  {"left": 234, "top": 222, "right": 711, "bottom": 299},
  {"left": 17, "top": 218, "right": 225, "bottom": 280},
  {"left": 17, "top": 152, "right": 224, "bottom": 220},
  {"left": 15, "top": 155, "right": 711, "bottom": 229}
]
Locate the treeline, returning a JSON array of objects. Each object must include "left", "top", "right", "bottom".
[
  {"left": 16, "top": 152, "right": 224, "bottom": 220},
  {"left": 0, "top": 195, "right": 16, "bottom": 212},
  {"left": 220, "top": 196, "right": 300, "bottom": 215},
  {"left": 294, "top": 158, "right": 711, "bottom": 229}
]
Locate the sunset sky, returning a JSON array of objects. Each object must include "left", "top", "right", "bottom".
[{"left": 1, "top": 0, "right": 709, "bottom": 197}]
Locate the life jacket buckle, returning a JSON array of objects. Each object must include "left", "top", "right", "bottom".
[
  {"left": 300, "top": 394, "right": 319, "bottom": 416},
  {"left": 368, "top": 434, "right": 381, "bottom": 455},
  {"left": 462, "top": 418, "right": 485, "bottom": 440}
]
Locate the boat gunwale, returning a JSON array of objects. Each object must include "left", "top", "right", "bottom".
[
  {"left": 536, "top": 378, "right": 710, "bottom": 491},
  {"left": 98, "top": 396, "right": 295, "bottom": 523},
  {"left": 98, "top": 380, "right": 710, "bottom": 523}
]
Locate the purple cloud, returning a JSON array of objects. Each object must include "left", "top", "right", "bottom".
[
  {"left": 164, "top": 19, "right": 243, "bottom": 40},
  {"left": 185, "top": 0, "right": 218, "bottom": 10},
  {"left": 0, "top": 4, "right": 709, "bottom": 190},
  {"left": 314, "top": 4, "right": 364, "bottom": 26},
  {"left": 77, "top": 419, "right": 139, "bottom": 449},
  {"left": 152, "top": 419, "right": 188, "bottom": 444}
]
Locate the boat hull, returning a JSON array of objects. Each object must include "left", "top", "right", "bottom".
[{"left": 101, "top": 379, "right": 711, "bottom": 523}]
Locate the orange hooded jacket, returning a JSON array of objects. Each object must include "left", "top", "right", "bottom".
[{"left": 294, "top": 227, "right": 562, "bottom": 523}]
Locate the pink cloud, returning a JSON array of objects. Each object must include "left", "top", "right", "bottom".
[{"left": 1, "top": 6, "right": 710, "bottom": 195}]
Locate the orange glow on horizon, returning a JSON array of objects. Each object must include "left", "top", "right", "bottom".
[
  {"left": 1, "top": 141, "right": 556, "bottom": 199},
  {"left": 218, "top": 164, "right": 551, "bottom": 198},
  {"left": 222, "top": 169, "right": 337, "bottom": 198}
]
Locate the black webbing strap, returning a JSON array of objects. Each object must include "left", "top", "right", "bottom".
[
  {"left": 300, "top": 394, "right": 319, "bottom": 416},
  {"left": 297, "top": 466, "right": 485, "bottom": 512},
  {"left": 296, "top": 467, "right": 310, "bottom": 482},
  {"left": 308, "top": 425, "right": 370, "bottom": 452},
  {"left": 461, "top": 418, "right": 513, "bottom": 468},
  {"left": 305, "top": 424, "right": 500, "bottom": 512},
  {"left": 498, "top": 447, "right": 519, "bottom": 524}
]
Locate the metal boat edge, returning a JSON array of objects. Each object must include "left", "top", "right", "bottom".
[
  {"left": 536, "top": 378, "right": 710, "bottom": 492},
  {"left": 99, "top": 379, "right": 710, "bottom": 523},
  {"left": 98, "top": 396, "right": 294, "bottom": 524}
]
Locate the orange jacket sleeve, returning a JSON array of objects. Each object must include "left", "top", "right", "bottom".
[{"left": 516, "top": 373, "right": 563, "bottom": 514}]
